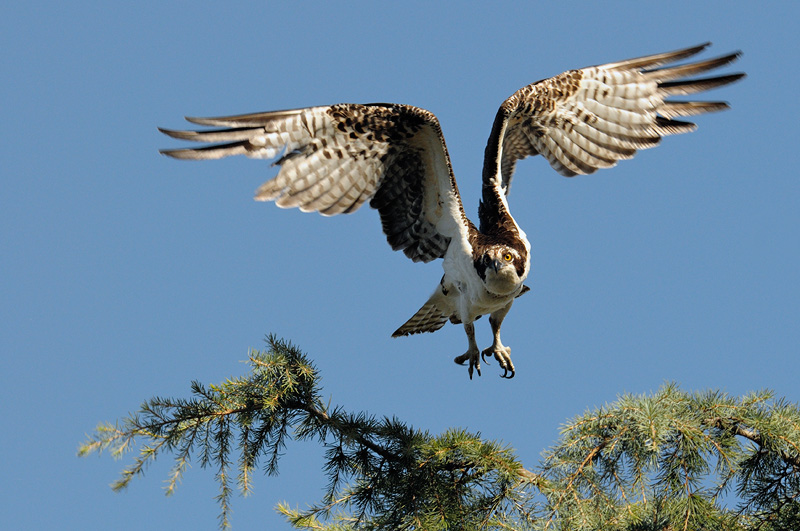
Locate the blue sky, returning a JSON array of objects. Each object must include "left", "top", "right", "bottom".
[{"left": 2, "top": 1, "right": 798, "bottom": 529}]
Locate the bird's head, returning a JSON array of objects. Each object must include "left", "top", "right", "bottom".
[{"left": 476, "top": 246, "right": 526, "bottom": 296}]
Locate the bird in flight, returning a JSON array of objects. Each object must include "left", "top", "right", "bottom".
[{"left": 160, "top": 43, "right": 743, "bottom": 379}]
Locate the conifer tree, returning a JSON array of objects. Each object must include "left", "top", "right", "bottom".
[{"left": 80, "top": 336, "right": 800, "bottom": 530}]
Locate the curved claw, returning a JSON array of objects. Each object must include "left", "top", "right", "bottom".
[
  {"left": 466, "top": 360, "right": 481, "bottom": 380},
  {"left": 482, "top": 345, "right": 515, "bottom": 379},
  {"left": 500, "top": 367, "right": 515, "bottom": 379},
  {"left": 480, "top": 350, "right": 491, "bottom": 366},
  {"left": 454, "top": 350, "right": 481, "bottom": 380},
  {"left": 469, "top": 363, "right": 481, "bottom": 380}
]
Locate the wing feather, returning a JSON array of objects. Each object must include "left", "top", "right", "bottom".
[
  {"left": 571, "top": 118, "right": 661, "bottom": 151},
  {"left": 485, "top": 43, "right": 744, "bottom": 195},
  {"left": 658, "top": 74, "right": 745, "bottom": 96},
  {"left": 274, "top": 156, "right": 354, "bottom": 211},
  {"left": 160, "top": 104, "right": 472, "bottom": 263},
  {"left": 643, "top": 52, "right": 742, "bottom": 82},
  {"left": 600, "top": 42, "right": 711, "bottom": 71}
]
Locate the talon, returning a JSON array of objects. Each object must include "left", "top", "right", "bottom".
[
  {"left": 480, "top": 351, "right": 491, "bottom": 365},
  {"left": 467, "top": 361, "right": 481, "bottom": 380},
  {"left": 470, "top": 357, "right": 481, "bottom": 379},
  {"left": 456, "top": 347, "right": 481, "bottom": 379},
  {"left": 482, "top": 345, "right": 516, "bottom": 379}
]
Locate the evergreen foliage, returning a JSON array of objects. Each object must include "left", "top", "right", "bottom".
[{"left": 79, "top": 336, "right": 799, "bottom": 530}]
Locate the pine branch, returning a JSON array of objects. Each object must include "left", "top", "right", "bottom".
[
  {"left": 79, "top": 336, "right": 532, "bottom": 529},
  {"left": 79, "top": 339, "right": 800, "bottom": 530},
  {"left": 539, "top": 384, "right": 800, "bottom": 530}
]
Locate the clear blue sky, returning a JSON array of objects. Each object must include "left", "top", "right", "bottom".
[{"left": 2, "top": 1, "right": 797, "bottom": 528}]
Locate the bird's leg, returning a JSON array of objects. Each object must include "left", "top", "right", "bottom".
[
  {"left": 453, "top": 322, "right": 481, "bottom": 379},
  {"left": 481, "top": 303, "right": 515, "bottom": 378}
]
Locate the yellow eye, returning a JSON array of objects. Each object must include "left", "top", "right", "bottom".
[{"left": 503, "top": 253, "right": 513, "bottom": 262}]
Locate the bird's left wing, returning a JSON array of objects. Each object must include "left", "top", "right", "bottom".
[
  {"left": 160, "top": 104, "right": 472, "bottom": 263},
  {"left": 488, "top": 43, "right": 744, "bottom": 193}
]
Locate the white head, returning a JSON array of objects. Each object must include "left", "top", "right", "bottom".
[{"left": 477, "top": 246, "right": 526, "bottom": 296}]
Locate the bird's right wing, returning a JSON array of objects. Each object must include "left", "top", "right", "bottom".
[{"left": 160, "top": 104, "right": 474, "bottom": 263}]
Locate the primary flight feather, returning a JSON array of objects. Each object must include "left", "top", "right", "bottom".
[{"left": 160, "top": 43, "right": 743, "bottom": 379}]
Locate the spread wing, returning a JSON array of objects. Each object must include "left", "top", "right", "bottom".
[
  {"left": 160, "top": 104, "right": 473, "bottom": 263},
  {"left": 489, "top": 42, "right": 745, "bottom": 192}
]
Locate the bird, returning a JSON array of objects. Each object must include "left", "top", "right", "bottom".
[{"left": 160, "top": 43, "right": 743, "bottom": 380}]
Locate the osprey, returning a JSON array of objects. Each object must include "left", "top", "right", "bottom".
[{"left": 160, "top": 43, "right": 743, "bottom": 379}]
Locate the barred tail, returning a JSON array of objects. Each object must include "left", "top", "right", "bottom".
[{"left": 392, "top": 290, "right": 451, "bottom": 337}]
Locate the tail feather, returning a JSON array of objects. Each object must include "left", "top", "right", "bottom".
[{"left": 392, "top": 296, "right": 450, "bottom": 337}]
